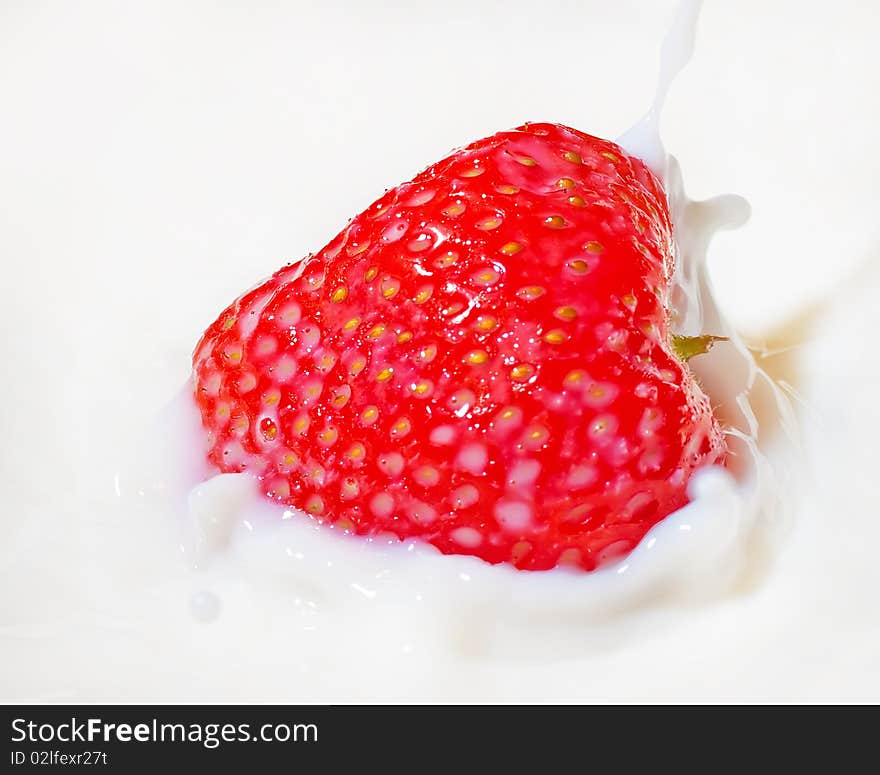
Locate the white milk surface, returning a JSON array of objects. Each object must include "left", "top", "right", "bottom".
[{"left": 1, "top": 0, "right": 879, "bottom": 702}]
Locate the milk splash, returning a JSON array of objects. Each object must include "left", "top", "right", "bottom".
[
  {"left": 618, "top": 0, "right": 702, "bottom": 178},
  {"left": 119, "top": 0, "right": 795, "bottom": 658}
]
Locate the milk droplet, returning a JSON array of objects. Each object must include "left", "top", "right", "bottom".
[
  {"left": 190, "top": 590, "right": 221, "bottom": 623},
  {"left": 617, "top": 0, "right": 702, "bottom": 176}
]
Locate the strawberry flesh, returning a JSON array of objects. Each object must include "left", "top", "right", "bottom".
[{"left": 192, "top": 123, "right": 727, "bottom": 571}]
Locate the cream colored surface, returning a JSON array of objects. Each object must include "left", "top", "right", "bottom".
[{"left": 1, "top": 0, "right": 878, "bottom": 701}]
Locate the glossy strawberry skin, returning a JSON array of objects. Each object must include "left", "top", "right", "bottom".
[{"left": 192, "top": 122, "right": 726, "bottom": 572}]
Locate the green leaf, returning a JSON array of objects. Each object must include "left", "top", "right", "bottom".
[{"left": 671, "top": 334, "right": 728, "bottom": 362}]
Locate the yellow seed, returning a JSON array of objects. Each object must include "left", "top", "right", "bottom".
[
  {"left": 568, "top": 195, "right": 586, "bottom": 207},
  {"left": 448, "top": 389, "right": 475, "bottom": 410},
  {"left": 408, "top": 235, "right": 432, "bottom": 253},
  {"left": 435, "top": 252, "right": 458, "bottom": 268},
  {"left": 282, "top": 453, "right": 297, "bottom": 466},
  {"left": 500, "top": 241, "right": 523, "bottom": 256},
  {"left": 347, "top": 240, "right": 370, "bottom": 256},
  {"left": 511, "top": 540, "right": 532, "bottom": 564},
  {"left": 443, "top": 202, "right": 465, "bottom": 216},
  {"left": 380, "top": 278, "right": 400, "bottom": 299},
  {"left": 544, "top": 215, "right": 566, "bottom": 229},
  {"left": 224, "top": 348, "right": 243, "bottom": 363},
  {"left": 528, "top": 426, "right": 548, "bottom": 441},
  {"left": 544, "top": 329, "right": 567, "bottom": 344},
  {"left": 263, "top": 390, "right": 280, "bottom": 405},
  {"left": 554, "top": 305, "right": 577, "bottom": 321},
  {"left": 237, "top": 373, "right": 257, "bottom": 392},
  {"left": 376, "top": 367, "right": 394, "bottom": 382},
  {"left": 221, "top": 317, "right": 236, "bottom": 331},
  {"left": 516, "top": 285, "right": 546, "bottom": 301},
  {"left": 414, "top": 286, "right": 433, "bottom": 304},
  {"left": 475, "top": 315, "right": 498, "bottom": 332},
  {"left": 361, "top": 405, "right": 379, "bottom": 424},
  {"left": 514, "top": 154, "right": 537, "bottom": 167},
  {"left": 319, "top": 428, "right": 337, "bottom": 444},
  {"left": 466, "top": 349, "right": 489, "bottom": 365},
  {"left": 601, "top": 151, "right": 618, "bottom": 162},
  {"left": 562, "top": 150, "right": 582, "bottom": 164},
  {"left": 419, "top": 343, "right": 438, "bottom": 362},
  {"left": 556, "top": 177, "right": 575, "bottom": 190},
  {"left": 349, "top": 357, "right": 367, "bottom": 376},
  {"left": 343, "top": 317, "right": 361, "bottom": 332},
  {"left": 476, "top": 217, "right": 502, "bottom": 231},
  {"left": 255, "top": 338, "right": 277, "bottom": 357},
  {"left": 346, "top": 443, "right": 365, "bottom": 460},
  {"left": 499, "top": 407, "right": 518, "bottom": 421},
  {"left": 621, "top": 293, "right": 637, "bottom": 310},
  {"left": 294, "top": 416, "right": 310, "bottom": 433},
  {"left": 414, "top": 466, "right": 439, "bottom": 487},
  {"left": 568, "top": 259, "right": 589, "bottom": 274},
  {"left": 495, "top": 183, "right": 520, "bottom": 195},
  {"left": 397, "top": 330, "right": 413, "bottom": 343},
  {"left": 592, "top": 418, "right": 609, "bottom": 434},
  {"left": 510, "top": 364, "right": 534, "bottom": 381},
  {"left": 564, "top": 369, "right": 587, "bottom": 386},
  {"left": 391, "top": 418, "right": 412, "bottom": 437},
  {"left": 411, "top": 380, "right": 432, "bottom": 396},
  {"left": 270, "top": 480, "right": 290, "bottom": 499},
  {"left": 474, "top": 268, "right": 500, "bottom": 285},
  {"left": 367, "top": 323, "right": 386, "bottom": 339},
  {"left": 364, "top": 267, "right": 378, "bottom": 282},
  {"left": 460, "top": 166, "right": 485, "bottom": 178},
  {"left": 331, "top": 286, "right": 348, "bottom": 303},
  {"left": 635, "top": 242, "right": 652, "bottom": 260},
  {"left": 585, "top": 241, "right": 604, "bottom": 253}
]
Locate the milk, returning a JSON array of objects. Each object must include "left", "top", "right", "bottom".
[
  {"left": 1, "top": 0, "right": 877, "bottom": 702},
  {"left": 118, "top": 0, "right": 789, "bottom": 668}
]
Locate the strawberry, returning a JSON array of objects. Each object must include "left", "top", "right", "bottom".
[{"left": 192, "top": 122, "right": 726, "bottom": 572}]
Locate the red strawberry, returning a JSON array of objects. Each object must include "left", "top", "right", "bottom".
[{"left": 192, "top": 122, "right": 726, "bottom": 572}]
